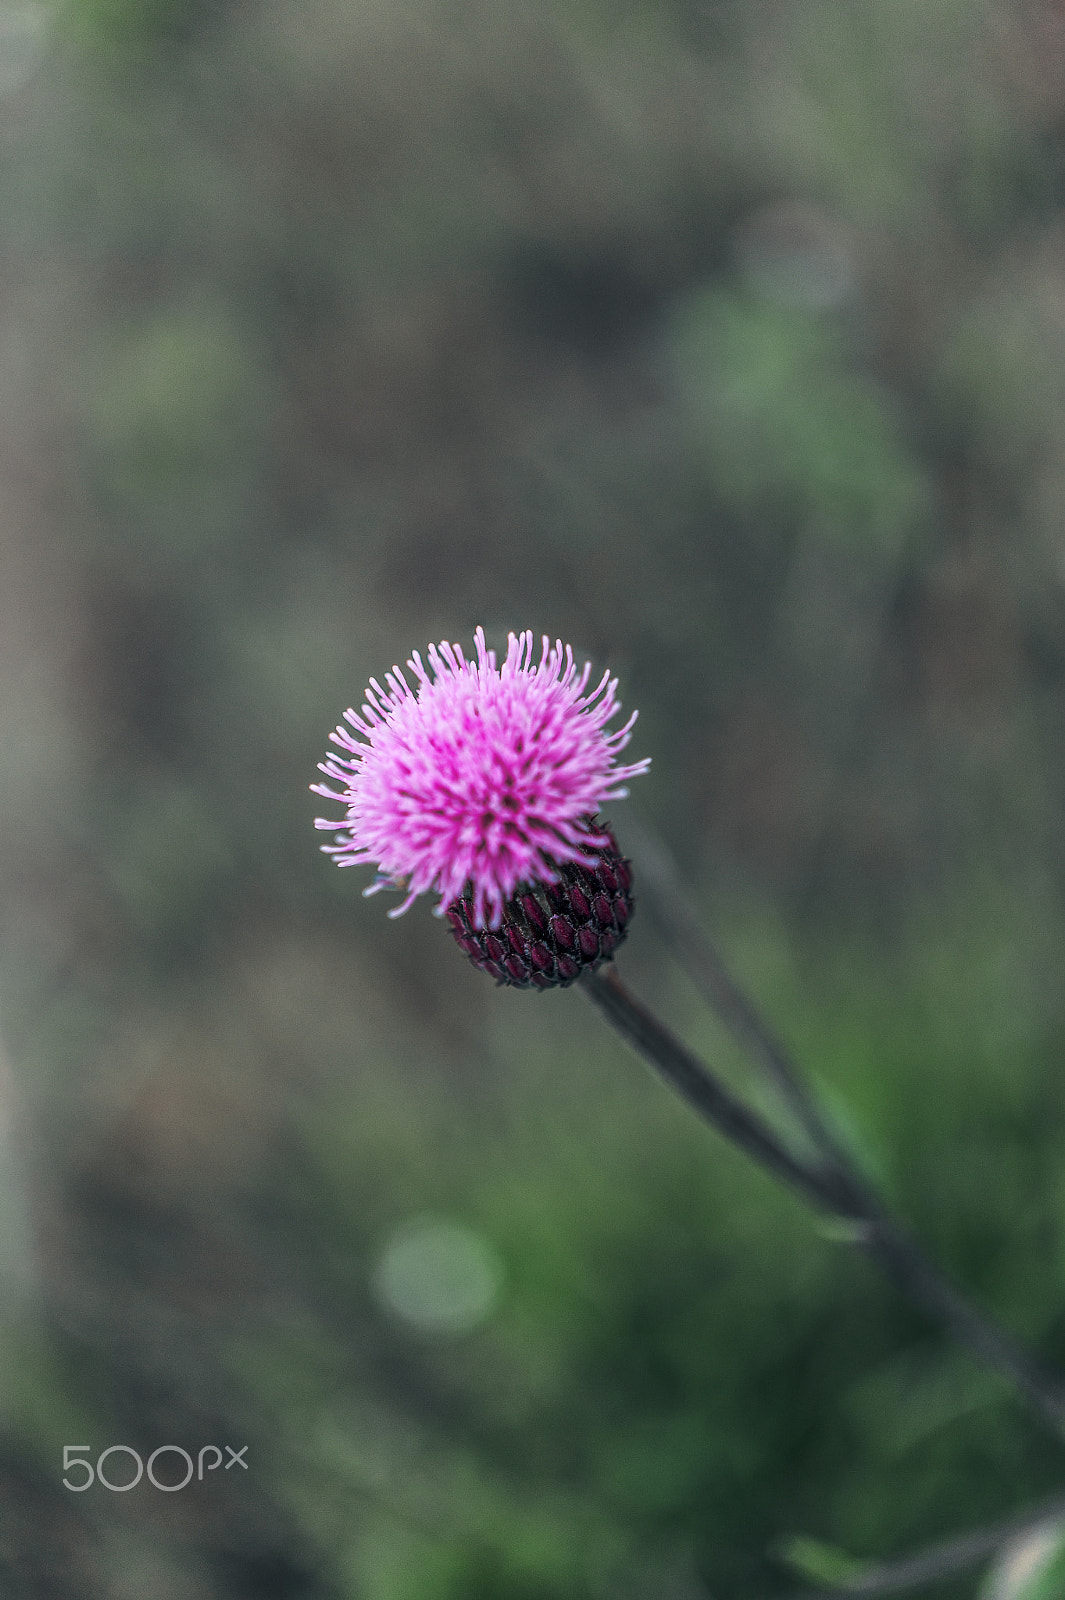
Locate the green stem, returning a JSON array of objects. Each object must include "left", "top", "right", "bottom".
[{"left": 580, "top": 963, "right": 1065, "bottom": 1437}]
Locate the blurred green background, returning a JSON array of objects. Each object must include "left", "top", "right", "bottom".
[{"left": 4, "top": 0, "right": 1065, "bottom": 1595}]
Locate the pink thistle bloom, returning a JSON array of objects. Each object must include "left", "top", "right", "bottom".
[{"left": 311, "top": 627, "right": 650, "bottom": 929}]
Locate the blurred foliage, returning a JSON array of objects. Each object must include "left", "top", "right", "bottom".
[
  {"left": 980, "top": 1520, "right": 1065, "bottom": 1600},
  {"left": 670, "top": 291, "right": 929, "bottom": 553},
  {"left": 2, "top": 0, "right": 1065, "bottom": 1597}
]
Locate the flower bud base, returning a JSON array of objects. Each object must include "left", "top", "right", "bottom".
[{"left": 445, "top": 823, "right": 633, "bottom": 989}]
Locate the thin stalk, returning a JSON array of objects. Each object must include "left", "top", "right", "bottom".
[
  {"left": 580, "top": 963, "right": 1065, "bottom": 1436},
  {"left": 619, "top": 808, "right": 850, "bottom": 1164},
  {"left": 579, "top": 964, "right": 848, "bottom": 1215},
  {"left": 769, "top": 1494, "right": 1065, "bottom": 1600}
]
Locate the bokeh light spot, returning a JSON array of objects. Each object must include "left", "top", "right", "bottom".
[{"left": 372, "top": 1216, "right": 504, "bottom": 1336}]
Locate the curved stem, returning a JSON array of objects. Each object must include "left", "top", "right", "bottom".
[
  {"left": 580, "top": 963, "right": 1065, "bottom": 1436},
  {"left": 579, "top": 964, "right": 847, "bottom": 1213},
  {"left": 619, "top": 807, "right": 855, "bottom": 1166},
  {"left": 770, "top": 1494, "right": 1065, "bottom": 1599}
]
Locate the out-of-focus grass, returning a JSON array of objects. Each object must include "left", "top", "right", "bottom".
[{"left": 212, "top": 894, "right": 1065, "bottom": 1599}]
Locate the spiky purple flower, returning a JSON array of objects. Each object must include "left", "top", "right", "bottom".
[{"left": 312, "top": 627, "right": 649, "bottom": 930}]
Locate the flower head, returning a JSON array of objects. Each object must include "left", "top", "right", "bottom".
[{"left": 312, "top": 627, "right": 650, "bottom": 928}]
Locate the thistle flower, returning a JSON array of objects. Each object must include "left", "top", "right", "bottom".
[{"left": 312, "top": 628, "right": 649, "bottom": 974}]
